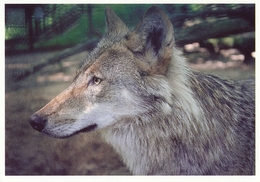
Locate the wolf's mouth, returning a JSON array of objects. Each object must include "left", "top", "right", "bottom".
[
  {"left": 50, "top": 124, "right": 98, "bottom": 138},
  {"left": 79, "top": 124, "right": 97, "bottom": 133}
]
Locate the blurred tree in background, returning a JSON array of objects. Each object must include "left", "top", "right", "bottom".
[{"left": 5, "top": 4, "right": 255, "bottom": 64}]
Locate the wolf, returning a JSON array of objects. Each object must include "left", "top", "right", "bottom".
[{"left": 29, "top": 6, "right": 255, "bottom": 175}]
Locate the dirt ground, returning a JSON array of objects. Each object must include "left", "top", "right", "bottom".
[{"left": 5, "top": 48, "right": 255, "bottom": 175}]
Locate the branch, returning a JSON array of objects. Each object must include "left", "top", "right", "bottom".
[
  {"left": 13, "top": 39, "right": 98, "bottom": 81},
  {"left": 175, "top": 18, "right": 254, "bottom": 46}
]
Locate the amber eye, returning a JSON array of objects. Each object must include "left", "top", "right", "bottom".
[{"left": 92, "top": 76, "right": 101, "bottom": 85}]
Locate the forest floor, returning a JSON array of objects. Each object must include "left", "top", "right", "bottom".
[{"left": 5, "top": 47, "right": 255, "bottom": 175}]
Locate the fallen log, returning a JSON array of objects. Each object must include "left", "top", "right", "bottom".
[{"left": 175, "top": 18, "right": 254, "bottom": 46}]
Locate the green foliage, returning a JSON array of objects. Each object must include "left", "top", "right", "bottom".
[
  {"left": 208, "top": 37, "right": 235, "bottom": 48},
  {"left": 6, "top": 4, "right": 253, "bottom": 51},
  {"left": 34, "top": 15, "right": 90, "bottom": 49},
  {"left": 221, "top": 37, "right": 235, "bottom": 47},
  {"left": 5, "top": 27, "right": 27, "bottom": 40},
  {"left": 109, "top": 4, "right": 151, "bottom": 27},
  {"left": 189, "top": 4, "right": 205, "bottom": 12},
  {"left": 89, "top": 4, "right": 106, "bottom": 33},
  {"left": 34, "top": 4, "right": 153, "bottom": 49}
]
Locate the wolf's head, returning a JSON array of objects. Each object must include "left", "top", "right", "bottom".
[{"left": 29, "top": 6, "right": 175, "bottom": 138}]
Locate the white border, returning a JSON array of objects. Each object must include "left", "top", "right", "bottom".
[{"left": 1, "top": 1, "right": 259, "bottom": 182}]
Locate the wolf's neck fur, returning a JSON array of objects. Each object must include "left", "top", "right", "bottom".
[{"left": 101, "top": 50, "right": 211, "bottom": 174}]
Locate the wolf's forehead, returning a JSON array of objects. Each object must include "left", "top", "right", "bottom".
[
  {"left": 98, "top": 47, "right": 136, "bottom": 72},
  {"left": 81, "top": 36, "right": 128, "bottom": 65},
  {"left": 78, "top": 43, "right": 135, "bottom": 76},
  {"left": 87, "top": 33, "right": 128, "bottom": 60}
]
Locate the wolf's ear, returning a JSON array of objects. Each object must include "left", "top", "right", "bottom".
[
  {"left": 105, "top": 7, "right": 129, "bottom": 38},
  {"left": 127, "top": 6, "right": 174, "bottom": 75}
]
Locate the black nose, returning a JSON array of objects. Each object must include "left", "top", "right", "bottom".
[{"left": 29, "top": 114, "right": 47, "bottom": 132}]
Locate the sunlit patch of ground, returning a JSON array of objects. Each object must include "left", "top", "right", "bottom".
[
  {"left": 184, "top": 42, "right": 254, "bottom": 80},
  {"left": 37, "top": 72, "right": 73, "bottom": 83}
]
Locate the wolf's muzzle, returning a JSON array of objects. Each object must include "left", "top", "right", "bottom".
[{"left": 29, "top": 114, "right": 47, "bottom": 132}]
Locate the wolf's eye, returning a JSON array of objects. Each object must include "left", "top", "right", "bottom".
[{"left": 92, "top": 76, "right": 102, "bottom": 85}]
